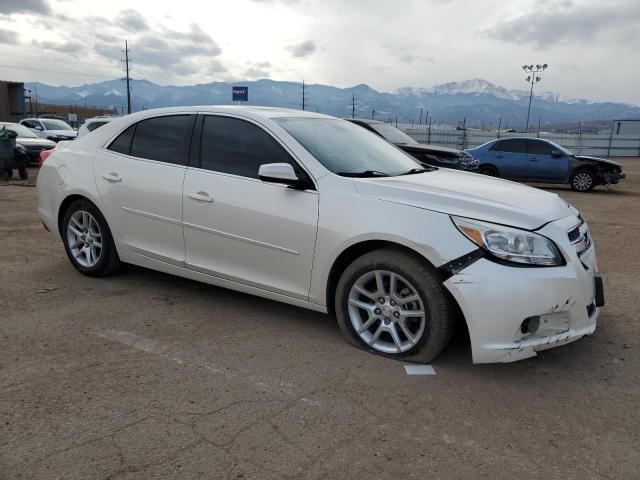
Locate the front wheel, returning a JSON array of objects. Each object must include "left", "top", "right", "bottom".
[
  {"left": 570, "top": 170, "right": 595, "bottom": 192},
  {"left": 18, "top": 167, "right": 28, "bottom": 180},
  {"left": 335, "top": 249, "right": 455, "bottom": 363},
  {"left": 62, "top": 199, "right": 121, "bottom": 277}
]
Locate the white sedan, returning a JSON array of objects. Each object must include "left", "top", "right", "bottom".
[{"left": 36, "top": 107, "right": 603, "bottom": 363}]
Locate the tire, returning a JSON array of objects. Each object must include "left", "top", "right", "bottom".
[
  {"left": 479, "top": 165, "right": 498, "bottom": 177},
  {"left": 18, "top": 167, "right": 28, "bottom": 180},
  {"left": 335, "top": 248, "right": 455, "bottom": 363},
  {"left": 570, "top": 169, "right": 595, "bottom": 192},
  {"left": 61, "top": 199, "right": 121, "bottom": 277}
]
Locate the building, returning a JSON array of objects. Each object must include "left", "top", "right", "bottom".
[
  {"left": 612, "top": 119, "right": 640, "bottom": 136},
  {"left": 0, "top": 81, "right": 26, "bottom": 122}
]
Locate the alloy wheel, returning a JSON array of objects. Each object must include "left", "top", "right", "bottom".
[
  {"left": 347, "top": 270, "right": 426, "bottom": 354},
  {"left": 66, "top": 210, "right": 103, "bottom": 268},
  {"left": 572, "top": 172, "right": 593, "bottom": 191}
]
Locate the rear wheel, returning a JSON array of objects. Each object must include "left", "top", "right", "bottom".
[
  {"left": 335, "top": 249, "right": 455, "bottom": 363},
  {"left": 570, "top": 170, "right": 595, "bottom": 192},
  {"left": 62, "top": 199, "right": 121, "bottom": 277},
  {"left": 479, "top": 165, "right": 498, "bottom": 177}
]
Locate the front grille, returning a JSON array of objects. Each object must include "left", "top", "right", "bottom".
[{"left": 568, "top": 226, "right": 581, "bottom": 243}]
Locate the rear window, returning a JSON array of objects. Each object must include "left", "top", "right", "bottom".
[
  {"left": 87, "top": 121, "right": 109, "bottom": 132},
  {"left": 107, "top": 125, "right": 135, "bottom": 155}
]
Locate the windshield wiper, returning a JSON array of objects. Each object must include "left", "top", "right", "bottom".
[
  {"left": 399, "top": 167, "right": 433, "bottom": 175},
  {"left": 336, "top": 170, "right": 390, "bottom": 178}
]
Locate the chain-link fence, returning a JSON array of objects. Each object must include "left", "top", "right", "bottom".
[{"left": 400, "top": 126, "right": 640, "bottom": 157}]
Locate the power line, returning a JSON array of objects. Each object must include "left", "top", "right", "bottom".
[{"left": 0, "top": 63, "right": 116, "bottom": 79}]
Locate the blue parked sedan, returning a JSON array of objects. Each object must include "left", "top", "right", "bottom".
[{"left": 466, "top": 137, "right": 625, "bottom": 192}]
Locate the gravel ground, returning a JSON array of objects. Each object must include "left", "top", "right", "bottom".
[{"left": 1, "top": 161, "right": 639, "bottom": 479}]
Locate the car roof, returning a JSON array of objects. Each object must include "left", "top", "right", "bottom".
[{"left": 116, "top": 106, "right": 334, "bottom": 121}]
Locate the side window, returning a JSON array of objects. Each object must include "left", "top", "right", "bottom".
[
  {"left": 22, "top": 120, "right": 36, "bottom": 128},
  {"left": 107, "top": 124, "right": 136, "bottom": 155},
  {"left": 492, "top": 139, "right": 527, "bottom": 153},
  {"left": 199, "top": 116, "right": 301, "bottom": 180},
  {"left": 527, "top": 140, "right": 553, "bottom": 155},
  {"left": 130, "top": 115, "right": 193, "bottom": 165}
]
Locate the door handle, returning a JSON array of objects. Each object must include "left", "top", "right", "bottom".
[
  {"left": 102, "top": 173, "right": 122, "bottom": 182},
  {"left": 188, "top": 191, "right": 214, "bottom": 203},
  {"left": 529, "top": 158, "right": 538, "bottom": 162},
  {"left": 495, "top": 155, "right": 504, "bottom": 159}
]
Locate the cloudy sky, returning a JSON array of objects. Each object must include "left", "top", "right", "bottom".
[{"left": 1, "top": 0, "right": 639, "bottom": 104}]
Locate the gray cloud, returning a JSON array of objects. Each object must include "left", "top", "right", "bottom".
[
  {"left": 0, "top": 28, "right": 18, "bottom": 45},
  {"left": 117, "top": 9, "right": 150, "bottom": 32},
  {"left": 245, "top": 61, "right": 271, "bottom": 79},
  {"left": 286, "top": 40, "right": 316, "bottom": 58},
  {"left": 0, "top": 0, "right": 50, "bottom": 15},
  {"left": 32, "top": 39, "right": 84, "bottom": 54},
  {"left": 487, "top": 2, "right": 640, "bottom": 48}
]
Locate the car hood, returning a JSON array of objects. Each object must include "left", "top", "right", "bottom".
[
  {"left": 354, "top": 169, "right": 573, "bottom": 230},
  {"left": 397, "top": 143, "right": 462, "bottom": 156},
  {"left": 16, "top": 137, "right": 57, "bottom": 149},
  {"left": 574, "top": 155, "right": 621, "bottom": 168},
  {"left": 46, "top": 130, "right": 77, "bottom": 138}
]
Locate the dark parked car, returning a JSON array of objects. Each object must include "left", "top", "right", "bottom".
[
  {"left": 0, "top": 122, "right": 56, "bottom": 167},
  {"left": 347, "top": 119, "right": 479, "bottom": 171},
  {"left": 466, "top": 137, "right": 626, "bottom": 192}
]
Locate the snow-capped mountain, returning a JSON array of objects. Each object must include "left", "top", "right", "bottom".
[{"left": 25, "top": 78, "right": 639, "bottom": 129}]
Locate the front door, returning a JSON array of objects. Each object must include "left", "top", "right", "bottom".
[
  {"left": 524, "top": 139, "right": 570, "bottom": 182},
  {"left": 183, "top": 114, "right": 319, "bottom": 300}
]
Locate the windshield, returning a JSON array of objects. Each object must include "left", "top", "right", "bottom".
[
  {"left": 545, "top": 139, "right": 574, "bottom": 156},
  {"left": 370, "top": 123, "right": 418, "bottom": 145},
  {"left": 41, "top": 119, "right": 73, "bottom": 130},
  {"left": 0, "top": 123, "right": 39, "bottom": 138},
  {"left": 276, "top": 118, "right": 422, "bottom": 176}
]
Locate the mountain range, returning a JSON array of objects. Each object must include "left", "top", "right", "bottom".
[{"left": 25, "top": 78, "right": 640, "bottom": 129}]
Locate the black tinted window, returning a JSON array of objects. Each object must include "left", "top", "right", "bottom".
[
  {"left": 526, "top": 140, "right": 553, "bottom": 155},
  {"left": 491, "top": 139, "right": 527, "bottom": 153},
  {"left": 130, "top": 115, "right": 192, "bottom": 165},
  {"left": 87, "top": 121, "right": 108, "bottom": 132},
  {"left": 200, "top": 116, "right": 294, "bottom": 179},
  {"left": 107, "top": 124, "right": 135, "bottom": 155}
]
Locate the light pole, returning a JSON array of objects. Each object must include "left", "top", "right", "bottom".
[{"left": 522, "top": 63, "right": 547, "bottom": 132}]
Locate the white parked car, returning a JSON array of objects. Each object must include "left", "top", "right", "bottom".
[
  {"left": 20, "top": 118, "right": 77, "bottom": 141},
  {"left": 36, "top": 107, "right": 603, "bottom": 363},
  {"left": 77, "top": 116, "right": 116, "bottom": 138}
]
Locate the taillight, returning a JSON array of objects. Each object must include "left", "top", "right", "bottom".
[{"left": 39, "top": 149, "right": 53, "bottom": 166}]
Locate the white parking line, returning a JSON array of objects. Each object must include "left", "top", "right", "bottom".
[{"left": 404, "top": 364, "right": 436, "bottom": 375}]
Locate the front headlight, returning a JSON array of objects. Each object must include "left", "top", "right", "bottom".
[{"left": 451, "top": 216, "right": 564, "bottom": 266}]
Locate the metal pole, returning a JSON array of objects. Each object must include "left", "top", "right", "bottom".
[
  {"left": 537, "top": 118, "right": 541, "bottom": 138},
  {"left": 427, "top": 117, "right": 432, "bottom": 144},
  {"left": 419, "top": 107, "right": 423, "bottom": 125},
  {"left": 525, "top": 77, "right": 534, "bottom": 133},
  {"left": 497, "top": 117, "right": 502, "bottom": 138},
  {"left": 607, "top": 120, "right": 614, "bottom": 157}
]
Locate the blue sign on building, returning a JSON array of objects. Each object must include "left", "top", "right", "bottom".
[{"left": 232, "top": 86, "right": 248, "bottom": 102}]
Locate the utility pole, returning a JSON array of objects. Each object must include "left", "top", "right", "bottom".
[
  {"left": 122, "top": 41, "right": 132, "bottom": 115},
  {"left": 351, "top": 91, "right": 355, "bottom": 119},
  {"left": 419, "top": 107, "right": 423, "bottom": 125},
  {"left": 522, "top": 63, "right": 548, "bottom": 132},
  {"left": 497, "top": 116, "right": 502, "bottom": 138},
  {"left": 371, "top": 109, "right": 375, "bottom": 120},
  {"left": 301, "top": 79, "right": 307, "bottom": 111}
]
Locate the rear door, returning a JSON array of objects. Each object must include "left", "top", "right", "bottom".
[
  {"left": 94, "top": 114, "right": 195, "bottom": 265},
  {"left": 488, "top": 139, "right": 528, "bottom": 179},
  {"left": 182, "top": 114, "right": 319, "bottom": 299},
  {"left": 524, "top": 139, "right": 569, "bottom": 182}
]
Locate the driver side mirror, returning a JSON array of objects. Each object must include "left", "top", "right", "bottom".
[
  {"left": 258, "top": 163, "right": 304, "bottom": 188},
  {"left": 551, "top": 149, "right": 562, "bottom": 158}
]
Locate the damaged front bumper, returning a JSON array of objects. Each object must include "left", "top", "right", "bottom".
[{"left": 443, "top": 215, "right": 601, "bottom": 364}]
